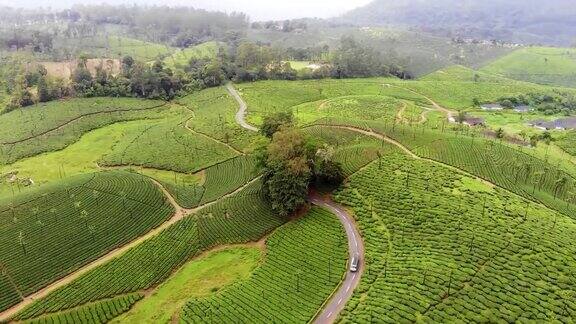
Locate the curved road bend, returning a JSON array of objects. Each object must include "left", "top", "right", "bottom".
[
  {"left": 310, "top": 194, "right": 365, "bottom": 324},
  {"left": 226, "top": 83, "right": 259, "bottom": 132},
  {"left": 227, "top": 82, "right": 365, "bottom": 322}
]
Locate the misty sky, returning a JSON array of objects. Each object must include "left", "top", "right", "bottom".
[{"left": 0, "top": 0, "right": 373, "bottom": 20}]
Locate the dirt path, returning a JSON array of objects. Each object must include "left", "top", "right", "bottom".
[
  {"left": 183, "top": 118, "right": 244, "bottom": 155},
  {"left": 318, "top": 125, "right": 495, "bottom": 188},
  {"left": 419, "top": 107, "right": 434, "bottom": 124},
  {"left": 310, "top": 195, "right": 364, "bottom": 324},
  {"left": 384, "top": 83, "right": 455, "bottom": 120},
  {"left": 395, "top": 102, "right": 407, "bottom": 124},
  {"left": 0, "top": 176, "right": 261, "bottom": 322},
  {"left": 226, "top": 83, "right": 259, "bottom": 132},
  {"left": 1, "top": 103, "right": 168, "bottom": 145}
]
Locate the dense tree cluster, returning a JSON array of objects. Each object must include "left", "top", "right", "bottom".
[
  {"left": 260, "top": 127, "right": 344, "bottom": 217},
  {"left": 72, "top": 56, "right": 185, "bottom": 100},
  {"left": 72, "top": 5, "right": 248, "bottom": 48},
  {"left": 260, "top": 112, "right": 295, "bottom": 138},
  {"left": 498, "top": 92, "right": 576, "bottom": 115},
  {"left": 331, "top": 36, "right": 402, "bottom": 78}
]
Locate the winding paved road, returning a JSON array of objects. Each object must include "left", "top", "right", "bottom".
[
  {"left": 226, "top": 84, "right": 365, "bottom": 322},
  {"left": 226, "top": 83, "right": 259, "bottom": 132},
  {"left": 310, "top": 194, "right": 365, "bottom": 324}
]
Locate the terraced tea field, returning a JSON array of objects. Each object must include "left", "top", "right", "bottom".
[
  {"left": 481, "top": 47, "right": 576, "bottom": 88},
  {"left": 181, "top": 207, "right": 347, "bottom": 323},
  {"left": 0, "top": 98, "right": 168, "bottom": 163},
  {"left": 335, "top": 153, "right": 576, "bottom": 322},
  {"left": 0, "top": 171, "right": 173, "bottom": 312}
]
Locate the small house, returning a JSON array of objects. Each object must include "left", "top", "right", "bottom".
[
  {"left": 463, "top": 117, "right": 485, "bottom": 126},
  {"left": 528, "top": 119, "right": 553, "bottom": 130},
  {"left": 553, "top": 118, "right": 576, "bottom": 131},
  {"left": 529, "top": 118, "right": 576, "bottom": 131},
  {"left": 480, "top": 104, "right": 503, "bottom": 111},
  {"left": 514, "top": 105, "right": 531, "bottom": 113}
]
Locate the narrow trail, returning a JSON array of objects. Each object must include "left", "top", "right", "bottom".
[
  {"left": 172, "top": 98, "right": 244, "bottom": 155},
  {"left": 183, "top": 118, "right": 244, "bottom": 155},
  {"left": 226, "top": 83, "right": 259, "bottom": 132},
  {"left": 419, "top": 107, "right": 434, "bottom": 124},
  {"left": 0, "top": 176, "right": 261, "bottom": 322},
  {"left": 395, "top": 102, "right": 407, "bottom": 123},
  {"left": 0, "top": 103, "right": 168, "bottom": 146},
  {"left": 310, "top": 195, "right": 364, "bottom": 324},
  {"left": 395, "top": 101, "right": 432, "bottom": 125},
  {"left": 383, "top": 83, "right": 455, "bottom": 120},
  {"left": 316, "top": 124, "right": 495, "bottom": 188}
]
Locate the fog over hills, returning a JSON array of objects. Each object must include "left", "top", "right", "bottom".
[
  {"left": 341, "top": 0, "right": 576, "bottom": 46},
  {"left": 0, "top": 0, "right": 371, "bottom": 21}
]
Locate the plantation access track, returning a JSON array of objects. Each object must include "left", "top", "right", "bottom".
[
  {"left": 226, "top": 83, "right": 259, "bottom": 132},
  {"left": 314, "top": 124, "right": 497, "bottom": 189},
  {"left": 383, "top": 83, "right": 455, "bottom": 120}
]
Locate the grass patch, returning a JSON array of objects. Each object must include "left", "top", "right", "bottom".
[
  {"left": 287, "top": 61, "right": 310, "bottom": 70},
  {"left": 0, "top": 119, "right": 160, "bottom": 197},
  {"left": 112, "top": 246, "right": 261, "bottom": 324},
  {"left": 164, "top": 41, "right": 221, "bottom": 70}
]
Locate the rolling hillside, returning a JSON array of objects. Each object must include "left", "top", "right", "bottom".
[
  {"left": 340, "top": 0, "right": 576, "bottom": 46},
  {"left": 481, "top": 47, "right": 576, "bottom": 88}
]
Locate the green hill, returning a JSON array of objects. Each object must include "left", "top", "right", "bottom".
[
  {"left": 481, "top": 47, "right": 576, "bottom": 88},
  {"left": 164, "top": 41, "right": 222, "bottom": 70}
]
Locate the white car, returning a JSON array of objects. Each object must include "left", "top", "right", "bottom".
[{"left": 350, "top": 255, "right": 360, "bottom": 272}]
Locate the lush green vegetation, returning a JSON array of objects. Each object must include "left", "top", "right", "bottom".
[
  {"left": 557, "top": 130, "right": 576, "bottom": 152},
  {"left": 0, "top": 170, "right": 173, "bottom": 312},
  {"left": 100, "top": 119, "right": 239, "bottom": 173},
  {"left": 106, "top": 36, "right": 174, "bottom": 62},
  {"left": 154, "top": 155, "right": 260, "bottom": 209},
  {"left": 177, "top": 86, "right": 264, "bottom": 152},
  {"left": 482, "top": 47, "right": 576, "bottom": 88},
  {"left": 181, "top": 207, "right": 347, "bottom": 323},
  {"left": 25, "top": 293, "right": 144, "bottom": 324},
  {"left": 301, "top": 126, "right": 399, "bottom": 176},
  {"left": 0, "top": 97, "right": 167, "bottom": 163},
  {"left": 335, "top": 153, "right": 576, "bottom": 322},
  {"left": 164, "top": 41, "right": 221, "bottom": 70},
  {"left": 0, "top": 119, "right": 160, "bottom": 197},
  {"left": 318, "top": 118, "right": 576, "bottom": 219},
  {"left": 13, "top": 180, "right": 284, "bottom": 321},
  {"left": 114, "top": 247, "right": 261, "bottom": 323}
]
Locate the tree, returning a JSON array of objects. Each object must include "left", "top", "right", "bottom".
[
  {"left": 530, "top": 134, "right": 539, "bottom": 147},
  {"left": 314, "top": 144, "right": 344, "bottom": 187},
  {"left": 261, "top": 127, "right": 344, "bottom": 216},
  {"left": 37, "top": 75, "right": 50, "bottom": 102},
  {"left": 72, "top": 59, "right": 93, "bottom": 95},
  {"left": 262, "top": 127, "right": 312, "bottom": 217},
  {"left": 456, "top": 111, "right": 466, "bottom": 124},
  {"left": 260, "top": 111, "right": 294, "bottom": 138}
]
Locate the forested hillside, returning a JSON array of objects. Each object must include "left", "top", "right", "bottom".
[{"left": 340, "top": 0, "right": 576, "bottom": 46}]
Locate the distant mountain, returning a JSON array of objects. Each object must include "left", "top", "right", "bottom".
[{"left": 340, "top": 0, "right": 576, "bottom": 46}]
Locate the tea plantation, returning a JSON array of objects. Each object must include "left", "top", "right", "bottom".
[
  {"left": 0, "top": 170, "right": 173, "bottom": 312},
  {"left": 1, "top": 67, "right": 576, "bottom": 323},
  {"left": 335, "top": 153, "right": 576, "bottom": 322}
]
